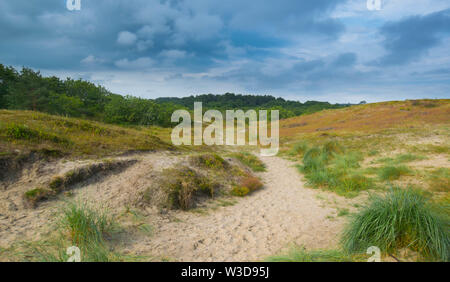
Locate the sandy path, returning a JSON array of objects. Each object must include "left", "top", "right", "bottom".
[{"left": 130, "top": 156, "right": 345, "bottom": 262}]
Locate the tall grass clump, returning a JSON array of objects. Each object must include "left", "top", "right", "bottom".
[
  {"left": 59, "top": 201, "right": 117, "bottom": 262},
  {"left": 288, "top": 141, "right": 309, "bottom": 157},
  {"left": 342, "top": 188, "right": 450, "bottom": 261},
  {"left": 300, "top": 141, "right": 372, "bottom": 197}
]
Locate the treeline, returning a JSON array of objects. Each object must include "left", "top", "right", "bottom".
[
  {"left": 0, "top": 64, "right": 179, "bottom": 127},
  {"left": 157, "top": 93, "right": 349, "bottom": 119},
  {"left": 0, "top": 64, "right": 350, "bottom": 127}
]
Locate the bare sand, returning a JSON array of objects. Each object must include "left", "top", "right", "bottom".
[
  {"left": 1, "top": 153, "right": 352, "bottom": 261},
  {"left": 126, "top": 156, "right": 347, "bottom": 261}
]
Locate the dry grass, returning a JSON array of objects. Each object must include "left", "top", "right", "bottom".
[
  {"left": 280, "top": 99, "right": 449, "bottom": 137},
  {"left": 0, "top": 110, "right": 174, "bottom": 158}
]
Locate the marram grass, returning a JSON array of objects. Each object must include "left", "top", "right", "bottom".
[{"left": 341, "top": 188, "right": 449, "bottom": 261}]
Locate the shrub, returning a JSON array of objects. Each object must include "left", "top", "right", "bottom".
[
  {"left": 378, "top": 165, "right": 410, "bottom": 181},
  {"left": 232, "top": 152, "right": 266, "bottom": 172},
  {"left": 146, "top": 167, "right": 216, "bottom": 210},
  {"left": 240, "top": 176, "right": 263, "bottom": 192},
  {"left": 4, "top": 123, "right": 71, "bottom": 145},
  {"left": 231, "top": 186, "right": 250, "bottom": 197},
  {"left": 189, "top": 154, "right": 227, "bottom": 170},
  {"left": 341, "top": 188, "right": 449, "bottom": 261},
  {"left": 5, "top": 124, "right": 38, "bottom": 140}
]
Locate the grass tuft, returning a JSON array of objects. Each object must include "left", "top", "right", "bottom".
[
  {"left": 300, "top": 142, "right": 373, "bottom": 197},
  {"left": 341, "top": 187, "right": 449, "bottom": 261},
  {"left": 58, "top": 201, "right": 117, "bottom": 262}
]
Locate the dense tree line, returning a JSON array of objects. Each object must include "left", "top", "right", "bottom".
[
  {"left": 0, "top": 64, "right": 350, "bottom": 127},
  {"left": 157, "top": 93, "right": 349, "bottom": 119},
  {"left": 0, "top": 64, "right": 179, "bottom": 127}
]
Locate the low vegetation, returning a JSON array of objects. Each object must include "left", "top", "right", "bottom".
[
  {"left": 143, "top": 167, "right": 210, "bottom": 210},
  {"left": 18, "top": 202, "right": 119, "bottom": 262},
  {"left": 0, "top": 64, "right": 349, "bottom": 128},
  {"left": 142, "top": 153, "right": 263, "bottom": 210},
  {"left": 342, "top": 188, "right": 449, "bottom": 261},
  {"left": 377, "top": 165, "right": 411, "bottom": 181},
  {"left": 231, "top": 176, "right": 264, "bottom": 197},
  {"left": 0, "top": 110, "right": 173, "bottom": 157},
  {"left": 231, "top": 152, "right": 266, "bottom": 172},
  {"left": 23, "top": 160, "right": 137, "bottom": 207},
  {"left": 299, "top": 141, "right": 373, "bottom": 197},
  {"left": 266, "top": 246, "right": 364, "bottom": 262},
  {"left": 23, "top": 187, "right": 52, "bottom": 207},
  {"left": 376, "top": 153, "right": 425, "bottom": 165},
  {"left": 427, "top": 168, "right": 450, "bottom": 192},
  {"left": 189, "top": 153, "right": 227, "bottom": 170}
]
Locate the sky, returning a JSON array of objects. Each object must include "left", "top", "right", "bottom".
[{"left": 1, "top": 0, "right": 449, "bottom": 103}]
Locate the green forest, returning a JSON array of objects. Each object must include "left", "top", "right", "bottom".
[{"left": 0, "top": 64, "right": 350, "bottom": 127}]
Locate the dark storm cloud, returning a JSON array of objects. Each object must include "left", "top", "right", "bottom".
[
  {"left": 0, "top": 0, "right": 346, "bottom": 71},
  {"left": 375, "top": 8, "right": 450, "bottom": 66},
  {"left": 0, "top": 1, "right": 449, "bottom": 102}
]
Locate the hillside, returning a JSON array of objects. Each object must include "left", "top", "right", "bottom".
[
  {"left": 280, "top": 99, "right": 450, "bottom": 137},
  {"left": 0, "top": 100, "right": 448, "bottom": 262},
  {"left": 0, "top": 110, "right": 174, "bottom": 158},
  {"left": 1, "top": 64, "right": 350, "bottom": 127}
]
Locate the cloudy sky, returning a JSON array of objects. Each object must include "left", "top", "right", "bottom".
[{"left": 1, "top": 0, "right": 449, "bottom": 103}]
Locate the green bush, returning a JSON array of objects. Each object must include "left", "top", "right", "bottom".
[
  {"left": 342, "top": 188, "right": 449, "bottom": 261},
  {"left": 5, "top": 124, "right": 38, "bottom": 140},
  {"left": 4, "top": 123, "right": 71, "bottom": 145}
]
